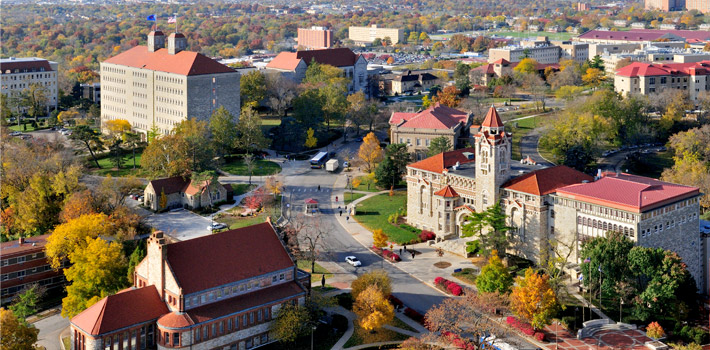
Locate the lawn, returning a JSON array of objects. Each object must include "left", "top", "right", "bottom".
[
  {"left": 8, "top": 123, "right": 42, "bottom": 132},
  {"left": 344, "top": 192, "right": 366, "bottom": 205},
  {"left": 353, "top": 176, "right": 383, "bottom": 192},
  {"left": 221, "top": 158, "right": 282, "bottom": 176},
  {"left": 623, "top": 150, "right": 674, "bottom": 179},
  {"left": 259, "top": 314, "right": 348, "bottom": 350},
  {"left": 216, "top": 196, "right": 281, "bottom": 229},
  {"left": 261, "top": 118, "right": 281, "bottom": 134},
  {"left": 509, "top": 115, "right": 541, "bottom": 161},
  {"left": 62, "top": 336, "right": 71, "bottom": 350},
  {"left": 343, "top": 322, "right": 410, "bottom": 348},
  {"left": 354, "top": 193, "right": 418, "bottom": 244},
  {"left": 90, "top": 150, "right": 146, "bottom": 177},
  {"left": 297, "top": 260, "right": 333, "bottom": 284},
  {"left": 231, "top": 184, "right": 257, "bottom": 196},
  {"left": 452, "top": 267, "right": 479, "bottom": 285}
]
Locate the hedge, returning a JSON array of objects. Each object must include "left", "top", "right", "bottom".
[
  {"left": 382, "top": 249, "right": 401, "bottom": 262},
  {"left": 506, "top": 316, "right": 540, "bottom": 338},
  {"left": 434, "top": 277, "right": 463, "bottom": 296},
  {"left": 419, "top": 230, "right": 436, "bottom": 241},
  {"left": 404, "top": 307, "right": 425, "bottom": 325}
]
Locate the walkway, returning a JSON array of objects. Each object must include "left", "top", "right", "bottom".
[{"left": 540, "top": 325, "right": 652, "bottom": 350}]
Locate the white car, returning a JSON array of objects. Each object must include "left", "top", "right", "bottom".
[
  {"left": 345, "top": 256, "right": 361, "bottom": 267},
  {"left": 208, "top": 222, "right": 227, "bottom": 230}
]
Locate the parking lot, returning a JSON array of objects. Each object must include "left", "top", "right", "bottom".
[{"left": 144, "top": 209, "right": 213, "bottom": 241}]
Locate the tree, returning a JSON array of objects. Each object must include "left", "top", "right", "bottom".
[
  {"left": 175, "top": 118, "right": 214, "bottom": 172},
  {"left": 235, "top": 106, "right": 269, "bottom": 152},
  {"left": 98, "top": 175, "right": 143, "bottom": 212},
  {"left": 46, "top": 213, "right": 112, "bottom": 269},
  {"left": 476, "top": 252, "right": 513, "bottom": 294},
  {"left": 589, "top": 55, "right": 604, "bottom": 70},
  {"left": 582, "top": 68, "right": 605, "bottom": 89},
  {"left": 303, "top": 61, "right": 347, "bottom": 86},
  {"left": 351, "top": 269, "right": 392, "bottom": 300},
  {"left": 579, "top": 231, "right": 634, "bottom": 299},
  {"left": 347, "top": 91, "right": 367, "bottom": 135},
  {"left": 520, "top": 72, "right": 548, "bottom": 112},
  {"left": 354, "top": 285, "right": 394, "bottom": 331},
  {"left": 1, "top": 308, "right": 39, "bottom": 349},
  {"left": 9, "top": 284, "right": 43, "bottom": 320},
  {"left": 454, "top": 62, "right": 471, "bottom": 95},
  {"left": 285, "top": 214, "right": 331, "bottom": 277},
  {"left": 292, "top": 88, "right": 325, "bottom": 127},
  {"left": 107, "top": 138, "right": 124, "bottom": 169},
  {"left": 646, "top": 322, "right": 665, "bottom": 339},
  {"left": 266, "top": 72, "right": 297, "bottom": 117},
  {"left": 510, "top": 268, "right": 558, "bottom": 330},
  {"left": 265, "top": 176, "right": 283, "bottom": 198},
  {"left": 21, "top": 83, "right": 49, "bottom": 124},
  {"left": 59, "top": 190, "right": 100, "bottom": 223},
  {"left": 70, "top": 125, "right": 103, "bottom": 168},
  {"left": 141, "top": 133, "right": 191, "bottom": 178},
  {"left": 427, "top": 136, "right": 453, "bottom": 156},
  {"left": 240, "top": 70, "right": 267, "bottom": 107},
  {"left": 421, "top": 95, "right": 431, "bottom": 109},
  {"left": 514, "top": 58, "right": 539, "bottom": 74},
  {"left": 481, "top": 202, "right": 512, "bottom": 258},
  {"left": 62, "top": 237, "right": 128, "bottom": 318},
  {"left": 304, "top": 127, "right": 318, "bottom": 148},
  {"left": 358, "top": 132, "right": 384, "bottom": 172},
  {"left": 372, "top": 229, "right": 388, "bottom": 251},
  {"left": 243, "top": 153, "right": 256, "bottom": 185},
  {"left": 374, "top": 143, "right": 410, "bottom": 189},
  {"left": 104, "top": 119, "right": 132, "bottom": 137},
  {"left": 661, "top": 152, "right": 710, "bottom": 211},
  {"left": 209, "top": 106, "right": 237, "bottom": 158},
  {"left": 159, "top": 189, "right": 167, "bottom": 209},
  {"left": 320, "top": 82, "right": 349, "bottom": 130},
  {"left": 127, "top": 243, "right": 145, "bottom": 284},
  {"left": 272, "top": 303, "right": 311, "bottom": 343},
  {"left": 555, "top": 85, "right": 585, "bottom": 102},
  {"left": 432, "top": 85, "right": 461, "bottom": 108},
  {"left": 122, "top": 131, "right": 142, "bottom": 170}
]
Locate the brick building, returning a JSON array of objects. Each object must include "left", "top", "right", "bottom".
[
  {"left": 101, "top": 31, "right": 240, "bottom": 138},
  {"left": 1, "top": 235, "right": 67, "bottom": 305},
  {"left": 297, "top": 26, "right": 333, "bottom": 50},
  {"left": 645, "top": 0, "right": 686, "bottom": 11},
  {"left": 404, "top": 106, "right": 705, "bottom": 289},
  {"left": 70, "top": 222, "right": 310, "bottom": 350},
  {"left": 143, "top": 176, "right": 233, "bottom": 211}
]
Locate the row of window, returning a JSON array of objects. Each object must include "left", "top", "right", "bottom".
[
  {"left": 102, "top": 84, "right": 126, "bottom": 95},
  {"left": 132, "top": 91, "right": 148, "bottom": 99},
  {"left": 640, "top": 213, "right": 698, "bottom": 238},
  {"left": 558, "top": 197, "right": 638, "bottom": 223},
  {"left": 155, "top": 84, "right": 185, "bottom": 96},
  {"left": 103, "top": 75, "right": 126, "bottom": 85},
  {"left": 156, "top": 106, "right": 184, "bottom": 118},
  {"left": 104, "top": 94, "right": 126, "bottom": 105},
  {"left": 156, "top": 95, "right": 184, "bottom": 107},
  {"left": 132, "top": 81, "right": 148, "bottom": 89},
  {"left": 156, "top": 75, "right": 185, "bottom": 85},
  {"left": 1, "top": 73, "right": 54, "bottom": 81},
  {"left": 184, "top": 272, "right": 288, "bottom": 309},
  {"left": 577, "top": 217, "right": 635, "bottom": 237},
  {"left": 1, "top": 264, "right": 54, "bottom": 281},
  {"left": 104, "top": 104, "right": 126, "bottom": 115},
  {"left": 1, "top": 275, "right": 66, "bottom": 296},
  {"left": 132, "top": 111, "right": 149, "bottom": 120},
  {"left": 189, "top": 305, "right": 273, "bottom": 345},
  {"left": 132, "top": 71, "right": 148, "bottom": 79},
  {"left": 99, "top": 324, "right": 154, "bottom": 350},
  {"left": 104, "top": 66, "right": 126, "bottom": 75},
  {"left": 641, "top": 197, "right": 699, "bottom": 220},
  {"left": 1, "top": 252, "right": 45, "bottom": 267}
]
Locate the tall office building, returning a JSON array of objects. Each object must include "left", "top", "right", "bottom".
[
  {"left": 349, "top": 25, "right": 404, "bottom": 45},
  {"left": 100, "top": 31, "right": 240, "bottom": 137},
  {"left": 297, "top": 26, "right": 333, "bottom": 49},
  {"left": 645, "top": 0, "right": 686, "bottom": 11},
  {"left": 0, "top": 57, "right": 58, "bottom": 112}
]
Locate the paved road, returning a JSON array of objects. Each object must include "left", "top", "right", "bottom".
[
  {"left": 144, "top": 209, "right": 212, "bottom": 241},
  {"left": 35, "top": 313, "right": 70, "bottom": 350},
  {"left": 520, "top": 128, "right": 554, "bottom": 167}
]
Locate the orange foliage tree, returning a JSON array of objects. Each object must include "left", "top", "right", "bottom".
[
  {"left": 510, "top": 268, "right": 558, "bottom": 330},
  {"left": 433, "top": 85, "right": 462, "bottom": 108}
]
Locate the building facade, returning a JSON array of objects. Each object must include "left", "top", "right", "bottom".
[
  {"left": 645, "top": 0, "right": 686, "bottom": 11},
  {"left": 614, "top": 61, "right": 710, "bottom": 101},
  {"left": 265, "top": 48, "right": 368, "bottom": 94},
  {"left": 389, "top": 70, "right": 439, "bottom": 95},
  {"left": 404, "top": 106, "right": 705, "bottom": 289},
  {"left": 0, "top": 57, "right": 58, "bottom": 112},
  {"left": 488, "top": 45, "right": 562, "bottom": 64},
  {"left": 389, "top": 103, "right": 474, "bottom": 160},
  {"left": 1, "top": 235, "right": 67, "bottom": 305},
  {"left": 348, "top": 25, "right": 404, "bottom": 45},
  {"left": 101, "top": 31, "right": 241, "bottom": 138},
  {"left": 297, "top": 27, "right": 333, "bottom": 49},
  {"left": 552, "top": 41, "right": 589, "bottom": 64},
  {"left": 71, "top": 222, "right": 310, "bottom": 350},
  {"left": 143, "top": 176, "right": 233, "bottom": 212}
]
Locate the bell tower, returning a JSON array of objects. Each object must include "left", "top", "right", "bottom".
[
  {"left": 474, "top": 106, "right": 511, "bottom": 211},
  {"left": 147, "top": 31, "right": 165, "bottom": 52}
]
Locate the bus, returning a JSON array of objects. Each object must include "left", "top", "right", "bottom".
[{"left": 310, "top": 151, "right": 329, "bottom": 169}]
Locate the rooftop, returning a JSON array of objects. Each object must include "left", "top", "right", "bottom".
[
  {"left": 615, "top": 61, "right": 710, "bottom": 77},
  {"left": 580, "top": 29, "right": 710, "bottom": 42},
  {"left": 502, "top": 165, "right": 593, "bottom": 196},
  {"left": 266, "top": 48, "right": 362, "bottom": 71},
  {"left": 408, "top": 147, "right": 476, "bottom": 174},
  {"left": 389, "top": 103, "right": 469, "bottom": 130},
  {"left": 1, "top": 234, "right": 50, "bottom": 255},
  {"left": 556, "top": 173, "right": 700, "bottom": 212},
  {"left": 103, "top": 46, "right": 236, "bottom": 76},
  {"left": 1, "top": 57, "right": 55, "bottom": 73}
]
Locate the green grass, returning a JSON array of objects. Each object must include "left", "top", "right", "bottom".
[
  {"left": 452, "top": 267, "right": 479, "bottom": 285},
  {"left": 231, "top": 184, "right": 256, "bottom": 196},
  {"left": 90, "top": 150, "right": 146, "bottom": 177},
  {"left": 623, "top": 150, "right": 674, "bottom": 179},
  {"left": 344, "top": 322, "right": 410, "bottom": 348},
  {"left": 261, "top": 118, "right": 281, "bottom": 134},
  {"left": 8, "top": 123, "right": 39, "bottom": 132},
  {"left": 344, "top": 192, "right": 366, "bottom": 205},
  {"left": 509, "top": 115, "right": 541, "bottom": 161},
  {"left": 354, "top": 176, "right": 381, "bottom": 192},
  {"left": 390, "top": 315, "right": 419, "bottom": 333},
  {"left": 216, "top": 197, "right": 281, "bottom": 229},
  {"left": 62, "top": 336, "right": 71, "bottom": 350},
  {"left": 221, "top": 159, "right": 281, "bottom": 176},
  {"left": 354, "top": 193, "right": 417, "bottom": 244},
  {"left": 297, "top": 260, "right": 333, "bottom": 283}
]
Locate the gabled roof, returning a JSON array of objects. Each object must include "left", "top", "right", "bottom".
[
  {"left": 1, "top": 234, "right": 49, "bottom": 255},
  {"left": 165, "top": 222, "right": 294, "bottom": 294},
  {"left": 434, "top": 185, "right": 459, "bottom": 198},
  {"left": 388, "top": 112, "right": 417, "bottom": 125},
  {"left": 103, "top": 46, "right": 236, "bottom": 76},
  {"left": 503, "top": 165, "right": 593, "bottom": 196},
  {"left": 616, "top": 61, "right": 710, "bottom": 77},
  {"left": 556, "top": 173, "right": 700, "bottom": 212},
  {"left": 0, "top": 58, "right": 54, "bottom": 73},
  {"left": 392, "top": 103, "right": 470, "bottom": 130},
  {"left": 71, "top": 286, "right": 168, "bottom": 336},
  {"left": 149, "top": 176, "right": 190, "bottom": 195},
  {"left": 481, "top": 106, "right": 504, "bottom": 128},
  {"left": 408, "top": 147, "right": 476, "bottom": 174},
  {"left": 266, "top": 48, "right": 361, "bottom": 71}
]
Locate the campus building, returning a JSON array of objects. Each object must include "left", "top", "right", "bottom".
[
  {"left": 472, "top": 59, "right": 559, "bottom": 86},
  {"left": 297, "top": 26, "right": 333, "bottom": 50},
  {"left": 143, "top": 176, "right": 233, "bottom": 211},
  {"left": 70, "top": 222, "right": 310, "bottom": 350},
  {"left": 265, "top": 48, "right": 368, "bottom": 94},
  {"left": 614, "top": 61, "right": 710, "bottom": 101},
  {"left": 645, "top": 0, "right": 685, "bottom": 11},
  {"left": 405, "top": 106, "right": 705, "bottom": 289},
  {"left": 1, "top": 235, "right": 67, "bottom": 305},
  {"left": 389, "top": 103, "right": 475, "bottom": 160},
  {"left": 0, "top": 57, "right": 58, "bottom": 112},
  {"left": 100, "top": 31, "right": 241, "bottom": 138},
  {"left": 348, "top": 25, "right": 404, "bottom": 45},
  {"left": 488, "top": 45, "right": 561, "bottom": 64}
]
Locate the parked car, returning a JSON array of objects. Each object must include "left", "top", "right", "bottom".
[
  {"left": 9, "top": 131, "right": 22, "bottom": 136},
  {"left": 208, "top": 222, "right": 227, "bottom": 230},
  {"left": 343, "top": 161, "right": 350, "bottom": 168},
  {"left": 345, "top": 256, "right": 361, "bottom": 267}
]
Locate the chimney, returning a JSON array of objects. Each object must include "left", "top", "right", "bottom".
[
  {"left": 167, "top": 32, "right": 187, "bottom": 55},
  {"left": 18, "top": 236, "right": 24, "bottom": 245},
  {"left": 146, "top": 231, "right": 168, "bottom": 297},
  {"left": 147, "top": 31, "right": 165, "bottom": 52}
]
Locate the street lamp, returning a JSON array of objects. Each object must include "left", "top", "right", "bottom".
[
  {"left": 619, "top": 298, "right": 624, "bottom": 323},
  {"left": 310, "top": 325, "right": 317, "bottom": 350},
  {"left": 555, "top": 320, "right": 559, "bottom": 350}
]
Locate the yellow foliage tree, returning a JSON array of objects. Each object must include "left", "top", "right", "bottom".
[
  {"left": 514, "top": 58, "right": 539, "bottom": 74},
  {"left": 354, "top": 285, "right": 394, "bottom": 331},
  {"left": 510, "top": 268, "right": 558, "bottom": 330},
  {"left": 351, "top": 269, "right": 392, "bottom": 300},
  {"left": 265, "top": 176, "right": 283, "bottom": 197},
  {"left": 57, "top": 110, "right": 80, "bottom": 124},
  {"left": 1, "top": 308, "right": 39, "bottom": 350},
  {"left": 351, "top": 178, "right": 362, "bottom": 190},
  {"left": 104, "top": 119, "right": 132, "bottom": 136},
  {"left": 304, "top": 127, "right": 318, "bottom": 148},
  {"left": 46, "top": 213, "right": 111, "bottom": 269},
  {"left": 373, "top": 229, "right": 388, "bottom": 249},
  {"left": 62, "top": 237, "right": 128, "bottom": 318},
  {"left": 358, "top": 132, "right": 383, "bottom": 172},
  {"left": 582, "top": 68, "right": 605, "bottom": 89},
  {"left": 159, "top": 189, "right": 168, "bottom": 210}
]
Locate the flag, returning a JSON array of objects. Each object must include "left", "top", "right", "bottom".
[
  {"left": 146, "top": 14, "right": 156, "bottom": 21},
  {"left": 578, "top": 274, "right": 584, "bottom": 281},
  {"left": 598, "top": 264, "right": 602, "bottom": 272},
  {"left": 584, "top": 257, "right": 591, "bottom": 263},
  {"left": 168, "top": 17, "right": 176, "bottom": 23}
]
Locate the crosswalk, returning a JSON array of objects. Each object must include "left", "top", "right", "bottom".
[{"left": 288, "top": 187, "right": 331, "bottom": 193}]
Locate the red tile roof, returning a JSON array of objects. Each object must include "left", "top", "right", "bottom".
[
  {"left": 71, "top": 286, "right": 168, "bottom": 336},
  {"left": 187, "top": 281, "right": 305, "bottom": 324},
  {"left": 103, "top": 46, "right": 235, "bottom": 76},
  {"left": 434, "top": 185, "right": 459, "bottom": 197},
  {"left": 157, "top": 312, "right": 195, "bottom": 329},
  {"left": 390, "top": 103, "right": 470, "bottom": 130},
  {"left": 579, "top": 29, "right": 710, "bottom": 42},
  {"left": 305, "top": 198, "right": 319, "bottom": 204},
  {"left": 503, "top": 165, "right": 593, "bottom": 196},
  {"left": 1, "top": 234, "right": 50, "bottom": 255},
  {"left": 149, "top": 176, "right": 190, "bottom": 195},
  {"left": 616, "top": 61, "right": 710, "bottom": 77},
  {"left": 388, "top": 112, "right": 417, "bottom": 125},
  {"left": 166, "top": 222, "right": 294, "bottom": 294},
  {"left": 0, "top": 59, "right": 53, "bottom": 73},
  {"left": 266, "top": 48, "right": 361, "bottom": 70},
  {"left": 556, "top": 173, "right": 700, "bottom": 212},
  {"left": 408, "top": 147, "right": 476, "bottom": 174},
  {"left": 481, "top": 106, "right": 504, "bottom": 128}
]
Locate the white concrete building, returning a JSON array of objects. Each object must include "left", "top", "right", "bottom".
[{"left": 0, "top": 57, "right": 58, "bottom": 112}]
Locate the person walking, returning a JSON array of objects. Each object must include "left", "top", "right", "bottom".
[
  {"left": 318, "top": 185, "right": 321, "bottom": 191},
  {"left": 403, "top": 244, "right": 407, "bottom": 252},
  {"left": 399, "top": 248, "right": 403, "bottom": 256},
  {"left": 346, "top": 216, "right": 350, "bottom": 222},
  {"left": 339, "top": 210, "right": 343, "bottom": 216},
  {"left": 411, "top": 251, "right": 415, "bottom": 259}
]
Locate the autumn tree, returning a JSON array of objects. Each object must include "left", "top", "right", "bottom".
[
  {"left": 427, "top": 136, "right": 453, "bottom": 156},
  {"left": 476, "top": 252, "right": 513, "bottom": 294},
  {"left": 285, "top": 214, "right": 331, "bottom": 277},
  {"left": 432, "top": 85, "right": 461, "bottom": 108},
  {"left": 209, "top": 106, "right": 237, "bottom": 158},
  {"left": 272, "top": 303, "right": 312, "bottom": 343},
  {"left": 62, "top": 237, "right": 128, "bottom": 318},
  {"left": 514, "top": 58, "right": 539, "bottom": 74},
  {"left": 98, "top": 175, "right": 143, "bottom": 212},
  {"left": 265, "top": 73, "right": 297, "bottom": 118},
  {"left": 240, "top": 70, "right": 267, "bottom": 107},
  {"left": 104, "top": 119, "right": 132, "bottom": 137},
  {"left": 235, "top": 105, "right": 270, "bottom": 152},
  {"left": 372, "top": 229, "right": 388, "bottom": 251},
  {"left": 646, "top": 322, "right": 665, "bottom": 339},
  {"left": 510, "top": 268, "right": 558, "bottom": 330},
  {"left": 175, "top": 118, "right": 215, "bottom": 173},
  {"left": 265, "top": 176, "right": 283, "bottom": 198},
  {"left": 351, "top": 269, "right": 392, "bottom": 300},
  {"left": 1, "top": 308, "right": 39, "bottom": 349},
  {"left": 354, "top": 285, "right": 394, "bottom": 331},
  {"left": 582, "top": 68, "right": 605, "bottom": 89},
  {"left": 20, "top": 82, "right": 49, "bottom": 124},
  {"left": 46, "top": 213, "right": 112, "bottom": 269},
  {"left": 9, "top": 284, "right": 43, "bottom": 319},
  {"left": 304, "top": 127, "right": 318, "bottom": 148},
  {"left": 358, "top": 132, "right": 384, "bottom": 172},
  {"left": 70, "top": 125, "right": 104, "bottom": 168}
]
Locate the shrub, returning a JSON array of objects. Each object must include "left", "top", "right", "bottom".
[
  {"left": 335, "top": 293, "right": 354, "bottom": 310},
  {"left": 561, "top": 316, "right": 576, "bottom": 330},
  {"left": 507, "top": 316, "right": 535, "bottom": 336},
  {"left": 434, "top": 277, "right": 445, "bottom": 285},
  {"left": 533, "top": 332, "right": 545, "bottom": 342},
  {"left": 447, "top": 283, "right": 463, "bottom": 296},
  {"left": 399, "top": 223, "right": 421, "bottom": 234},
  {"left": 390, "top": 253, "right": 401, "bottom": 261},
  {"left": 419, "top": 231, "right": 436, "bottom": 241},
  {"left": 388, "top": 295, "right": 404, "bottom": 309},
  {"left": 647, "top": 322, "right": 665, "bottom": 339},
  {"left": 408, "top": 237, "right": 422, "bottom": 245},
  {"left": 404, "top": 307, "right": 425, "bottom": 325}
]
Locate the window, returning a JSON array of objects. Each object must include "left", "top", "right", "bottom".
[
  {"left": 203, "top": 326, "right": 208, "bottom": 340},
  {"left": 228, "top": 318, "right": 233, "bottom": 331},
  {"left": 250, "top": 312, "right": 255, "bottom": 324},
  {"left": 172, "top": 333, "right": 179, "bottom": 346},
  {"left": 257, "top": 309, "right": 262, "bottom": 322},
  {"left": 212, "top": 324, "right": 217, "bottom": 337},
  {"left": 195, "top": 329, "right": 201, "bottom": 342},
  {"left": 279, "top": 273, "right": 285, "bottom": 280},
  {"left": 243, "top": 314, "right": 248, "bottom": 327},
  {"left": 272, "top": 275, "right": 277, "bottom": 282},
  {"left": 220, "top": 321, "right": 224, "bottom": 334}
]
